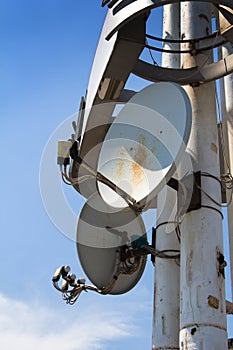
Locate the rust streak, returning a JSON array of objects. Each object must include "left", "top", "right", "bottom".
[
  {"left": 116, "top": 160, "right": 124, "bottom": 178},
  {"left": 131, "top": 161, "right": 144, "bottom": 185}
]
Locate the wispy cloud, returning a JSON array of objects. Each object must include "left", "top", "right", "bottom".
[{"left": 0, "top": 293, "right": 138, "bottom": 350}]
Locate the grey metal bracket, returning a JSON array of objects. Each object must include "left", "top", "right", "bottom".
[
  {"left": 102, "top": 0, "right": 233, "bottom": 85},
  {"left": 167, "top": 172, "right": 202, "bottom": 215}
]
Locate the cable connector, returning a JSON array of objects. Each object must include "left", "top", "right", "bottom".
[
  {"left": 57, "top": 141, "right": 72, "bottom": 166},
  {"left": 52, "top": 265, "right": 117, "bottom": 304},
  {"left": 61, "top": 279, "right": 69, "bottom": 291},
  {"left": 52, "top": 265, "right": 70, "bottom": 282}
]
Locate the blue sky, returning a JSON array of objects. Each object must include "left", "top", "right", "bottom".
[
  {"left": 0, "top": 2, "right": 154, "bottom": 349},
  {"left": 0, "top": 1, "right": 232, "bottom": 349}
]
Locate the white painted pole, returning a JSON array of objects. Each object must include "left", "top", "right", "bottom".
[
  {"left": 180, "top": 2, "right": 227, "bottom": 349},
  {"left": 152, "top": 4, "right": 180, "bottom": 350},
  {"left": 216, "top": 10, "right": 233, "bottom": 302},
  {"left": 221, "top": 41, "right": 233, "bottom": 301}
]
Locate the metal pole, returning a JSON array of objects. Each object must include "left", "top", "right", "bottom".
[
  {"left": 217, "top": 9, "right": 233, "bottom": 302},
  {"left": 221, "top": 41, "right": 233, "bottom": 301},
  {"left": 180, "top": 2, "right": 227, "bottom": 349},
  {"left": 152, "top": 4, "right": 180, "bottom": 349}
]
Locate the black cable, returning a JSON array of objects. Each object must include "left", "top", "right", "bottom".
[
  {"left": 146, "top": 39, "right": 158, "bottom": 66},
  {"left": 201, "top": 205, "right": 224, "bottom": 220},
  {"left": 146, "top": 30, "right": 220, "bottom": 44},
  {"left": 145, "top": 39, "right": 226, "bottom": 55},
  {"left": 144, "top": 245, "right": 180, "bottom": 259},
  {"left": 145, "top": 43, "right": 191, "bottom": 54},
  {"left": 154, "top": 221, "right": 179, "bottom": 231},
  {"left": 175, "top": 225, "right": 181, "bottom": 243},
  {"left": 152, "top": 221, "right": 181, "bottom": 246},
  {"left": 61, "top": 174, "right": 73, "bottom": 186},
  {"left": 200, "top": 172, "right": 222, "bottom": 186},
  {"left": 157, "top": 249, "right": 180, "bottom": 259}
]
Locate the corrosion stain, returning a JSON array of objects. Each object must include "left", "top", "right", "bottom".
[
  {"left": 116, "top": 160, "right": 124, "bottom": 178},
  {"left": 131, "top": 137, "right": 148, "bottom": 186},
  {"left": 116, "top": 138, "right": 149, "bottom": 186},
  {"left": 115, "top": 147, "right": 127, "bottom": 179},
  {"left": 208, "top": 295, "right": 219, "bottom": 309},
  {"left": 211, "top": 142, "right": 218, "bottom": 154},
  {"left": 186, "top": 250, "right": 193, "bottom": 285},
  {"left": 131, "top": 161, "right": 144, "bottom": 186}
]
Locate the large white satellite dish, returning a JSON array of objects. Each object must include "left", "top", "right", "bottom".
[
  {"left": 76, "top": 192, "right": 147, "bottom": 295},
  {"left": 97, "top": 82, "right": 192, "bottom": 208}
]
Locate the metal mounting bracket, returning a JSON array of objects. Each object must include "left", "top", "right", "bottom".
[
  {"left": 177, "top": 171, "right": 202, "bottom": 216},
  {"left": 167, "top": 172, "right": 202, "bottom": 215}
]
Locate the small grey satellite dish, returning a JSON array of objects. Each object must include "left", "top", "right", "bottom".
[
  {"left": 97, "top": 82, "right": 192, "bottom": 209},
  {"left": 76, "top": 192, "right": 147, "bottom": 295}
]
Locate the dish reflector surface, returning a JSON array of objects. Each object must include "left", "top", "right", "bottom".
[
  {"left": 76, "top": 192, "right": 147, "bottom": 295},
  {"left": 97, "top": 82, "right": 192, "bottom": 208}
]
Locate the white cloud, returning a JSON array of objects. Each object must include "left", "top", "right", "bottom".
[{"left": 0, "top": 294, "right": 137, "bottom": 350}]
